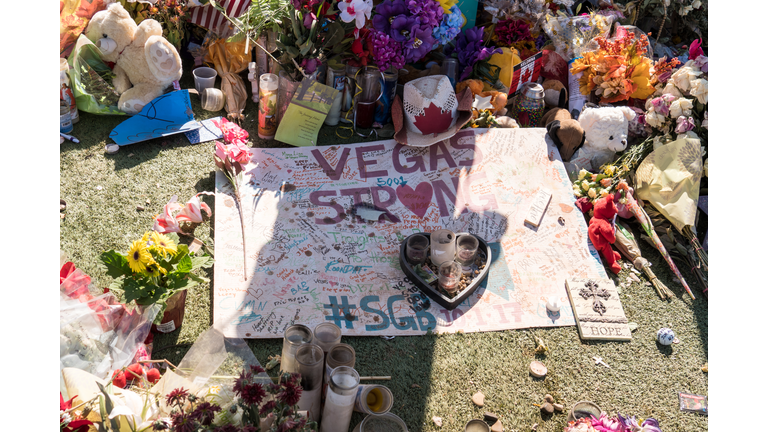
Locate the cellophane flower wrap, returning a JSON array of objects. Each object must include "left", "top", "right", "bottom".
[{"left": 541, "top": 11, "right": 613, "bottom": 60}]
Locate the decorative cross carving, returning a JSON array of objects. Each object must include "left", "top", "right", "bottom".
[{"left": 579, "top": 280, "right": 611, "bottom": 316}]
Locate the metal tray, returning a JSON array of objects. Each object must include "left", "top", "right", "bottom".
[{"left": 399, "top": 232, "right": 491, "bottom": 310}]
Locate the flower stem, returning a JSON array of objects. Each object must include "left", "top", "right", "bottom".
[{"left": 233, "top": 191, "right": 248, "bottom": 281}]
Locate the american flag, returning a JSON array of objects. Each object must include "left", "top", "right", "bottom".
[
  {"left": 509, "top": 52, "right": 543, "bottom": 96},
  {"left": 189, "top": 0, "right": 251, "bottom": 38}
]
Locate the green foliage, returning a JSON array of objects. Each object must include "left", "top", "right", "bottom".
[{"left": 99, "top": 232, "right": 213, "bottom": 321}]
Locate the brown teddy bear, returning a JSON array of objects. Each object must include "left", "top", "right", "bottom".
[
  {"left": 86, "top": 3, "right": 182, "bottom": 114},
  {"left": 541, "top": 108, "right": 585, "bottom": 162}
]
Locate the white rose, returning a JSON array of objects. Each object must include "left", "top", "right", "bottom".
[
  {"left": 645, "top": 111, "right": 665, "bottom": 129},
  {"left": 689, "top": 78, "right": 708, "bottom": 105},
  {"left": 692, "top": 0, "right": 702, "bottom": 8},
  {"left": 671, "top": 66, "right": 701, "bottom": 92},
  {"left": 669, "top": 98, "right": 693, "bottom": 118},
  {"left": 588, "top": 188, "right": 597, "bottom": 199},
  {"left": 662, "top": 82, "right": 683, "bottom": 98},
  {"left": 581, "top": 180, "right": 590, "bottom": 190}
]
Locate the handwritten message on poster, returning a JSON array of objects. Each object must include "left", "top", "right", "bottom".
[{"left": 213, "top": 128, "right": 607, "bottom": 338}]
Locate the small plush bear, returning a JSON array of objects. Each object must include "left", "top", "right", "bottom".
[
  {"left": 86, "top": 3, "right": 182, "bottom": 114},
  {"left": 569, "top": 106, "right": 636, "bottom": 172},
  {"left": 588, "top": 194, "right": 622, "bottom": 274}
]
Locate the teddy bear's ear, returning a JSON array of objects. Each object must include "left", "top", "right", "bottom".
[
  {"left": 618, "top": 106, "right": 637, "bottom": 122},
  {"left": 109, "top": 2, "right": 132, "bottom": 19},
  {"left": 578, "top": 108, "right": 599, "bottom": 131}
]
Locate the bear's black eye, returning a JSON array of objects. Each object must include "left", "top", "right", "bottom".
[
  {"left": 103, "top": 33, "right": 108, "bottom": 39},
  {"left": 609, "top": 136, "right": 614, "bottom": 140}
]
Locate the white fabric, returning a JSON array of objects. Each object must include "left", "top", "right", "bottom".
[{"left": 403, "top": 76, "right": 458, "bottom": 135}]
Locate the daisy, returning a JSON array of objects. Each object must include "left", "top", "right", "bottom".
[
  {"left": 151, "top": 231, "right": 177, "bottom": 257},
  {"left": 126, "top": 240, "right": 151, "bottom": 273}
]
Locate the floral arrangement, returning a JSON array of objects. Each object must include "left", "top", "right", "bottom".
[
  {"left": 99, "top": 230, "right": 214, "bottom": 320},
  {"left": 492, "top": 18, "right": 537, "bottom": 60},
  {"left": 541, "top": 11, "right": 614, "bottom": 61},
  {"left": 563, "top": 413, "right": 662, "bottom": 432},
  {"left": 642, "top": 44, "right": 707, "bottom": 145},
  {"left": 61, "top": 393, "right": 94, "bottom": 432},
  {"left": 146, "top": 0, "right": 191, "bottom": 51},
  {"left": 366, "top": 0, "right": 444, "bottom": 69},
  {"left": 443, "top": 26, "right": 502, "bottom": 83},
  {"left": 569, "top": 31, "right": 655, "bottom": 104},
  {"left": 432, "top": 4, "right": 463, "bottom": 47},
  {"left": 154, "top": 193, "right": 213, "bottom": 235}
]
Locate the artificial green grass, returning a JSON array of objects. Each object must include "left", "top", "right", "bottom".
[{"left": 60, "top": 64, "right": 707, "bottom": 431}]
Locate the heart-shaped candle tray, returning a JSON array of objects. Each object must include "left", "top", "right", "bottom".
[{"left": 399, "top": 232, "right": 491, "bottom": 310}]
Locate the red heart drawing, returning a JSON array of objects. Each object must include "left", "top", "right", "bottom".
[{"left": 396, "top": 182, "right": 433, "bottom": 218}]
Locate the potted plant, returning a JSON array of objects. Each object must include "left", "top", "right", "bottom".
[{"left": 99, "top": 231, "right": 213, "bottom": 333}]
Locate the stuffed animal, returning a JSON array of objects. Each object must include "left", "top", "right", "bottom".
[
  {"left": 542, "top": 79, "right": 568, "bottom": 109},
  {"left": 85, "top": 3, "right": 182, "bottom": 114},
  {"left": 569, "top": 105, "right": 636, "bottom": 172},
  {"left": 456, "top": 79, "right": 509, "bottom": 116},
  {"left": 541, "top": 108, "right": 584, "bottom": 162},
  {"left": 588, "top": 194, "right": 622, "bottom": 274}
]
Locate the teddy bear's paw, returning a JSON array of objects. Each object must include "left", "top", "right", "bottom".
[
  {"left": 120, "top": 99, "right": 145, "bottom": 115},
  {"left": 144, "top": 35, "right": 182, "bottom": 82}
]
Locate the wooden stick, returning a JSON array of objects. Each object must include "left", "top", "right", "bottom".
[{"left": 359, "top": 376, "right": 391, "bottom": 381}]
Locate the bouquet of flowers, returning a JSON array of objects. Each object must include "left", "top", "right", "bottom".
[
  {"left": 563, "top": 413, "right": 663, "bottom": 432},
  {"left": 443, "top": 26, "right": 502, "bottom": 84},
  {"left": 492, "top": 18, "right": 537, "bottom": 60},
  {"left": 643, "top": 44, "right": 707, "bottom": 146},
  {"left": 569, "top": 31, "right": 655, "bottom": 104}
]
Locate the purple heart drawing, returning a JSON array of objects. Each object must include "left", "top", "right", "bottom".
[{"left": 396, "top": 182, "right": 433, "bottom": 218}]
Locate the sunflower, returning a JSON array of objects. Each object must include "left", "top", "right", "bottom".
[
  {"left": 151, "top": 231, "right": 177, "bottom": 257},
  {"left": 142, "top": 260, "right": 167, "bottom": 278},
  {"left": 126, "top": 240, "right": 152, "bottom": 273}
]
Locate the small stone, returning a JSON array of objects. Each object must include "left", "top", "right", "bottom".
[
  {"left": 432, "top": 416, "right": 443, "bottom": 427},
  {"left": 105, "top": 144, "right": 120, "bottom": 154},
  {"left": 60, "top": 213, "right": 66, "bottom": 219},
  {"left": 628, "top": 322, "right": 638, "bottom": 332},
  {"left": 531, "top": 423, "right": 538, "bottom": 431},
  {"left": 472, "top": 391, "right": 485, "bottom": 407},
  {"left": 553, "top": 403, "right": 564, "bottom": 412},
  {"left": 630, "top": 267, "right": 642, "bottom": 275},
  {"left": 529, "top": 361, "right": 547, "bottom": 378},
  {"left": 544, "top": 394, "right": 554, "bottom": 403},
  {"left": 645, "top": 282, "right": 652, "bottom": 286},
  {"left": 136, "top": 205, "right": 145, "bottom": 211},
  {"left": 540, "top": 403, "right": 554, "bottom": 414},
  {"left": 490, "top": 420, "right": 503, "bottom": 432},
  {"left": 145, "top": 199, "right": 151, "bottom": 205},
  {"left": 701, "top": 363, "right": 708, "bottom": 373},
  {"left": 60, "top": 204, "right": 66, "bottom": 212},
  {"left": 629, "top": 273, "right": 641, "bottom": 283},
  {"left": 484, "top": 412, "right": 499, "bottom": 423},
  {"left": 96, "top": 186, "right": 103, "bottom": 190}
]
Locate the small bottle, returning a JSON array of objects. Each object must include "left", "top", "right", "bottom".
[{"left": 60, "top": 101, "right": 73, "bottom": 134}]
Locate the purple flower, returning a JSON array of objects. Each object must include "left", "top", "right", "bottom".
[
  {"left": 372, "top": 0, "right": 408, "bottom": 35},
  {"left": 657, "top": 70, "right": 673, "bottom": 84},
  {"left": 445, "top": 27, "right": 501, "bottom": 81},
  {"left": 694, "top": 55, "right": 708, "bottom": 73},
  {"left": 651, "top": 97, "right": 670, "bottom": 116},
  {"left": 675, "top": 116, "right": 696, "bottom": 134},
  {"left": 300, "top": 58, "right": 318, "bottom": 74},
  {"left": 641, "top": 418, "right": 663, "bottom": 432},
  {"left": 371, "top": 30, "right": 406, "bottom": 70},
  {"left": 407, "top": 0, "right": 443, "bottom": 28},
  {"left": 390, "top": 14, "right": 418, "bottom": 42},
  {"left": 404, "top": 23, "right": 437, "bottom": 62}
]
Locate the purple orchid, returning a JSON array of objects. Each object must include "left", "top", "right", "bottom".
[
  {"left": 404, "top": 23, "right": 436, "bottom": 62},
  {"left": 390, "top": 14, "right": 418, "bottom": 42},
  {"left": 372, "top": 0, "right": 408, "bottom": 35},
  {"left": 407, "top": 0, "right": 443, "bottom": 28}
]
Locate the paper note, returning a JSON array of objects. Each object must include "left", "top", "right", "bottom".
[
  {"left": 185, "top": 117, "right": 224, "bottom": 144},
  {"left": 275, "top": 78, "right": 338, "bottom": 147}
]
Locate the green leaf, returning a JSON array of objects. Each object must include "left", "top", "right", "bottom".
[
  {"left": 96, "top": 382, "right": 121, "bottom": 431},
  {"left": 176, "top": 254, "right": 193, "bottom": 273},
  {"left": 166, "top": 273, "right": 194, "bottom": 291},
  {"left": 169, "top": 244, "right": 190, "bottom": 265},
  {"left": 99, "top": 250, "right": 131, "bottom": 279},
  {"left": 191, "top": 254, "right": 215, "bottom": 269},
  {"left": 108, "top": 277, "right": 126, "bottom": 293},
  {"left": 188, "top": 273, "right": 209, "bottom": 284},
  {"left": 122, "top": 278, "right": 150, "bottom": 304}
]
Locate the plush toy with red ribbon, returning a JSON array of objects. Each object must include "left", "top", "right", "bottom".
[{"left": 588, "top": 194, "right": 622, "bottom": 274}]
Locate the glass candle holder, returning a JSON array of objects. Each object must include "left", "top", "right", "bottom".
[
  {"left": 374, "top": 67, "right": 398, "bottom": 126},
  {"left": 325, "top": 66, "right": 346, "bottom": 126},
  {"left": 296, "top": 343, "right": 325, "bottom": 421},
  {"left": 313, "top": 323, "right": 342, "bottom": 354},
  {"left": 341, "top": 64, "right": 360, "bottom": 124},
  {"left": 355, "top": 66, "right": 381, "bottom": 129},
  {"left": 438, "top": 261, "right": 462, "bottom": 294},
  {"left": 258, "top": 73, "right": 279, "bottom": 139},
  {"left": 354, "top": 384, "right": 394, "bottom": 415},
  {"left": 406, "top": 234, "right": 429, "bottom": 265},
  {"left": 455, "top": 234, "right": 479, "bottom": 273},
  {"left": 430, "top": 230, "right": 456, "bottom": 266},
  {"left": 319, "top": 366, "right": 360, "bottom": 432},
  {"left": 441, "top": 58, "right": 459, "bottom": 88},
  {"left": 356, "top": 412, "right": 408, "bottom": 432},
  {"left": 280, "top": 324, "right": 313, "bottom": 374}
]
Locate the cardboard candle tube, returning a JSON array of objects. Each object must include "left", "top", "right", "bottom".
[{"left": 353, "top": 384, "right": 394, "bottom": 414}]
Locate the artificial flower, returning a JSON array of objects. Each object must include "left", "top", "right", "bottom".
[
  {"left": 591, "top": 413, "right": 627, "bottom": 432},
  {"left": 127, "top": 240, "right": 152, "bottom": 273},
  {"left": 404, "top": 24, "right": 437, "bottom": 62},
  {"left": 444, "top": 26, "right": 501, "bottom": 81},
  {"left": 371, "top": 30, "right": 406, "bottom": 70},
  {"left": 339, "top": 0, "right": 373, "bottom": 29},
  {"left": 495, "top": 18, "right": 532, "bottom": 46},
  {"left": 688, "top": 78, "right": 707, "bottom": 105},
  {"left": 151, "top": 231, "right": 177, "bottom": 257},
  {"left": 407, "top": 0, "right": 443, "bottom": 28},
  {"left": 432, "top": 4, "right": 463, "bottom": 45},
  {"left": 153, "top": 197, "right": 183, "bottom": 234},
  {"left": 215, "top": 140, "right": 252, "bottom": 166},
  {"left": 436, "top": 0, "right": 456, "bottom": 14},
  {"left": 688, "top": 38, "right": 703, "bottom": 60},
  {"left": 669, "top": 97, "right": 693, "bottom": 118},
  {"left": 674, "top": 116, "right": 696, "bottom": 134},
  {"left": 372, "top": 0, "right": 408, "bottom": 35},
  {"left": 213, "top": 117, "right": 249, "bottom": 145},
  {"left": 693, "top": 55, "right": 708, "bottom": 73},
  {"left": 389, "top": 14, "right": 418, "bottom": 42},
  {"left": 661, "top": 82, "right": 682, "bottom": 98},
  {"left": 175, "top": 194, "right": 212, "bottom": 224}
]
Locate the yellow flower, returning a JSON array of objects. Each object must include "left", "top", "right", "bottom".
[
  {"left": 142, "top": 259, "right": 166, "bottom": 278},
  {"left": 209, "top": 385, "right": 221, "bottom": 395},
  {"left": 599, "top": 189, "right": 609, "bottom": 197},
  {"left": 628, "top": 58, "right": 655, "bottom": 100},
  {"left": 578, "top": 169, "right": 589, "bottom": 180},
  {"left": 588, "top": 188, "right": 597, "bottom": 199},
  {"left": 603, "top": 165, "right": 616, "bottom": 176},
  {"left": 151, "top": 231, "right": 177, "bottom": 257},
  {"left": 127, "top": 240, "right": 152, "bottom": 273}
]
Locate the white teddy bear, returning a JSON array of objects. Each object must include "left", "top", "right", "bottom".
[{"left": 567, "top": 106, "right": 636, "bottom": 173}]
